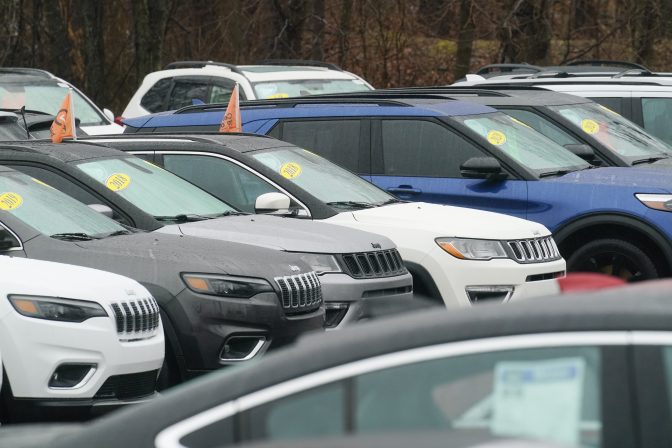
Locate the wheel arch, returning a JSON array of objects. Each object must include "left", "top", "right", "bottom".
[
  {"left": 405, "top": 261, "right": 444, "bottom": 305},
  {"left": 553, "top": 213, "right": 672, "bottom": 276}
]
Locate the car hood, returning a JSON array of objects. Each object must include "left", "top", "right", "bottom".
[
  {"left": 346, "top": 202, "right": 551, "bottom": 240},
  {"left": 59, "top": 231, "right": 314, "bottom": 280},
  {"left": 156, "top": 215, "right": 396, "bottom": 253},
  {"left": 546, "top": 167, "right": 672, "bottom": 192}
]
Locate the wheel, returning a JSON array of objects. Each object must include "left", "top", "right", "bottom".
[
  {"left": 567, "top": 238, "right": 658, "bottom": 281},
  {"left": 0, "top": 368, "right": 11, "bottom": 424},
  {"left": 156, "top": 341, "right": 181, "bottom": 391}
]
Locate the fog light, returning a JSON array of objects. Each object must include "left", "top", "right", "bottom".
[
  {"left": 220, "top": 336, "right": 267, "bottom": 361},
  {"left": 465, "top": 286, "right": 514, "bottom": 304},
  {"left": 325, "top": 302, "right": 349, "bottom": 328},
  {"left": 48, "top": 363, "right": 96, "bottom": 389}
]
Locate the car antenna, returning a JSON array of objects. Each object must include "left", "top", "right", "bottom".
[{"left": 18, "top": 106, "right": 30, "bottom": 139}]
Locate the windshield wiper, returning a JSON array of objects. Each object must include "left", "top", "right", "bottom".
[
  {"left": 325, "top": 201, "right": 376, "bottom": 209},
  {"left": 374, "top": 198, "right": 405, "bottom": 206},
  {"left": 99, "top": 229, "right": 132, "bottom": 238},
  {"left": 155, "top": 214, "right": 213, "bottom": 223},
  {"left": 213, "top": 211, "right": 248, "bottom": 217},
  {"left": 50, "top": 232, "right": 98, "bottom": 241},
  {"left": 632, "top": 156, "right": 670, "bottom": 166},
  {"left": 539, "top": 170, "right": 573, "bottom": 178}
]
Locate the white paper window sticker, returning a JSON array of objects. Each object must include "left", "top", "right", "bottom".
[{"left": 491, "top": 357, "right": 586, "bottom": 446}]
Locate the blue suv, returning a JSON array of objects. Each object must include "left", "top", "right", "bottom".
[{"left": 123, "top": 98, "right": 672, "bottom": 280}]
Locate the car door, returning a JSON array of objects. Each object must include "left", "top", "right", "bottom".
[
  {"left": 370, "top": 117, "right": 529, "bottom": 218},
  {"left": 157, "top": 336, "right": 633, "bottom": 448}
]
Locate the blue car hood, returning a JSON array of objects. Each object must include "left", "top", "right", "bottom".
[{"left": 546, "top": 167, "right": 672, "bottom": 193}]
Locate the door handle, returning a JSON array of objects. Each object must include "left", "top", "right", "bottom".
[{"left": 387, "top": 186, "right": 422, "bottom": 195}]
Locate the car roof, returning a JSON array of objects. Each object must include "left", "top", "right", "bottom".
[
  {"left": 46, "top": 281, "right": 672, "bottom": 448},
  {"left": 0, "top": 140, "right": 125, "bottom": 163}
]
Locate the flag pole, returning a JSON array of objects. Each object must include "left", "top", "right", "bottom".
[{"left": 69, "top": 88, "right": 77, "bottom": 140}]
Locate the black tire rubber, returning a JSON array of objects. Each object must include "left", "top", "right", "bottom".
[
  {"left": 156, "top": 341, "right": 181, "bottom": 391},
  {"left": 567, "top": 238, "right": 658, "bottom": 281},
  {"left": 0, "top": 368, "right": 11, "bottom": 424}
]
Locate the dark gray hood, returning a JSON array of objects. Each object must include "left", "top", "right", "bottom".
[
  {"left": 23, "top": 231, "right": 313, "bottom": 296},
  {"left": 157, "top": 214, "right": 396, "bottom": 254}
]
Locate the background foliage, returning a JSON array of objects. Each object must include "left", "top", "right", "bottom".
[{"left": 1, "top": 0, "right": 667, "bottom": 113}]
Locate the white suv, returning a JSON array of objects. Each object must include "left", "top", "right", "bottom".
[
  {"left": 0, "top": 256, "right": 164, "bottom": 423},
  {"left": 121, "top": 60, "right": 373, "bottom": 119}
]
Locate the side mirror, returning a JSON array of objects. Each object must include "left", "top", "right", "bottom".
[
  {"left": 564, "top": 144, "right": 597, "bottom": 163},
  {"left": 0, "top": 227, "right": 20, "bottom": 251},
  {"left": 255, "top": 192, "right": 291, "bottom": 214},
  {"left": 103, "top": 108, "right": 115, "bottom": 122},
  {"left": 88, "top": 204, "right": 114, "bottom": 218},
  {"left": 460, "top": 157, "right": 507, "bottom": 181}
]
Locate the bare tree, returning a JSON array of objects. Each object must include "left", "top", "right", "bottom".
[{"left": 454, "top": 0, "right": 475, "bottom": 79}]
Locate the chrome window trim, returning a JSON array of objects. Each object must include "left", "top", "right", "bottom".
[
  {"left": 129, "top": 150, "right": 312, "bottom": 217},
  {"left": 154, "top": 330, "right": 672, "bottom": 448},
  {"left": 0, "top": 221, "right": 24, "bottom": 252}
]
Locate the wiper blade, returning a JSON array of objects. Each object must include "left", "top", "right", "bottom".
[
  {"left": 539, "top": 170, "right": 572, "bottom": 178},
  {"left": 214, "top": 211, "right": 248, "bottom": 217},
  {"left": 100, "top": 230, "right": 132, "bottom": 238},
  {"left": 50, "top": 232, "right": 98, "bottom": 241},
  {"left": 325, "top": 201, "right": 376, "bottom": 209},
  {"left": 375, "top": 198, "right": 405, "bottom": 206},
  {"left": 155, "top": 214, "right": 212, "bottom": 223},
  {"left": 632, "top": 156, "right": 670, "bottom": 166}
]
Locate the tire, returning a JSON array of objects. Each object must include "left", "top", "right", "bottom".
[
  {"left": 0, "top": 368, "right": 11, "bottom": 424},
  {"left": 567, "top": 238, "right": 658, "bottom": 282},
  {"left": 156, "top": 341, "right": 181, "bottom": 391}
]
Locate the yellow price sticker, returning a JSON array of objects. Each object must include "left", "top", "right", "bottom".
[
  {"left": 581, "top": 119, "right": 600, "bottom": 135},
  {"left": 487, "top": 130, "right": 507, "bottom": 146},
  {"left": 105, "top": 173, "right": 131, "bottom": 191},
  {"left": 0, "top": 192, "right": 23, "bottom": 210},
  {"left": 280, "top": 162, "right": 302, "bottom": 179},
  {"left": 268, "top": 93, "right": 289, "bottom": 99}
]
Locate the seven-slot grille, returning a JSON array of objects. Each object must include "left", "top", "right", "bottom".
[
  {"left": 506, "top": 236, "right": 561, "bottom": 263},
  {"left": 340, "top": 249, "right": 407, "bottom": 279},
  {"left": 110, "top": 297, "right": 161, "bottom": 341},
  {"left": 274, "top": 272, "right": 323, "bottom": 314}
]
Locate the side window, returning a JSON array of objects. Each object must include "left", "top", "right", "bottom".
[
  {"left": 167, "top": 79, "right": 211, "bottom": 110},
  {"left": 381, "top": 119, "right": 484, "bottom": 177},
  {"left": 504, "top": 109, "right": 581, "bottom": 147},
  {"left": 231, "top": 346, "right": 602, "bottom": 447},
  {"left": 587, "top": 97, "right": 623, "bottom": 115},
  {"left": 278, "top": 120, "right": 361, "bottom": 172},
  {"left": 209, "top": 79, "right": 237, "bottom": 104},
  {"left": 140, "top": 78, "right": 172, "bottom": 113},
  {"left": 6, "top": 164, "right": 132, "bottom": 226},
  {"left": 641, "top": 98, "right": 672, "bottom": 145},
  {"left": 162, "top": 154, "right": 279, "bottom": 212}
]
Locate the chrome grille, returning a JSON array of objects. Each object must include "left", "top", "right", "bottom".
[
  {"left": 506, "top": 236, "right": 562, "bottom": 264},
  {"left": 110, "top": 297, "right": 161, "bottom": 341},
  {"left": 340, "top": 249, "right": 407, "bottom": 279},
  {"left": 274, "top": 272, "right": 323, "bottom": 314}
]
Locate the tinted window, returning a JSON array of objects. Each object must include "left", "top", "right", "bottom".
[
  {"left": 210, "top": 80, "right": 237, "bottom": 104},
  {"left": 381, "top": 119, "right": 483, "bottom": 177},
  {"left": 504, "top": 109, "right": 581, "bottom": 146},
  {"left": 140, "top": 78, "right": 172, "bottom": 113},
  {"left": 280, "top": 120, "right": 361, "bottom": 172},
  {"left": 587, "top": 97, "right": 623, "bottom": 115},
  {"left": 642, "top": 98, "right": 672, "bottom": 145},
  {"left": 167, "top": 79, "right": 210, "bottom": 110},
  {"left": 162, "top": 154, "right": 278, "bottom": 213},
  {"left": 224, "top": 346, "right": 602, "bottom": 447}
]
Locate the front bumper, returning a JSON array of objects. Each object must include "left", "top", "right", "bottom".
[
  {"left": 319, "top": 272, "right": 414, "bottom": 328},
  {"left": 169, "top": 290, "right": 324, "bottom": 374},
  {"left": 0, "top": 312, "right": 164, "bottom": 422},
  {"left": 424, "top": 245, "right": 567, "bottom": 307}
]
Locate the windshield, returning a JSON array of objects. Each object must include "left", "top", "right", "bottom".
[
  {"left": 0, "top": 120, "right": 30, "bottom": 140},
  {"left": 251, "top": 147, "right": 394, "bottom": 209},
  {"left": 0, "top": 170, "right": 124, "bottom": 237},
  {"left": 0, "top": 81, "right": 105, "bottom": 126},
  {"left": 452, "top": 112, "right": 590, "bottom": 175},
  {"left": 547, "top": 103, "right": 672, "bottom": 163},
  {"left": 252, "top": 79, "right": 371, "bottom": 99},
  {"left": 76, "top": 156, "right": 236, "bottom": 219}
]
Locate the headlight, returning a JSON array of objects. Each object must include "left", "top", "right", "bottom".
[
  {"left": 436, "top": 238, "right": 508, "bottom": 260},
  {"left": 292, "top": 253, "right": 341, "bottom": 274},
  {"left": 182, "top": 274, "right": 273, "bottom": 298},
  {"left": 8, "top": 295, "right": 108, "bottom": 322},
  {"left": 636, "top": 194, "right": 672, "bottom": 212}
]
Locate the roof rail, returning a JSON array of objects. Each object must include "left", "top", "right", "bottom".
[
  {"left": 174, "top": 97, "right": 415, "bottom": 114},
  {"left": 612, "top": 68, "right": 654, "bottom": 78},
  {"left": 564, "top": 60, "right": 649, "bottom": 70},
  {"left": 162, "top": 61, "right": 242, "bottom": 73},
  {"left": 253, "top": 59, "right": 342, "bottom": 71},
  {"left": 311, "top": 89, "right": 511, "bottom": 99},
  {"left": 475, "top": 63, "right": 542, "bottom": 76},
  {"left": 0, "top": 67, "right": 54, "bottom": 78}
]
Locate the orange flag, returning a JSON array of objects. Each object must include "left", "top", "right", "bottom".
[
  {"left": 219, "top": 84, "right": 241, "bottom": 133},
  {"left": 50, "top": 89, "right": 76, "bottom": 143}
]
